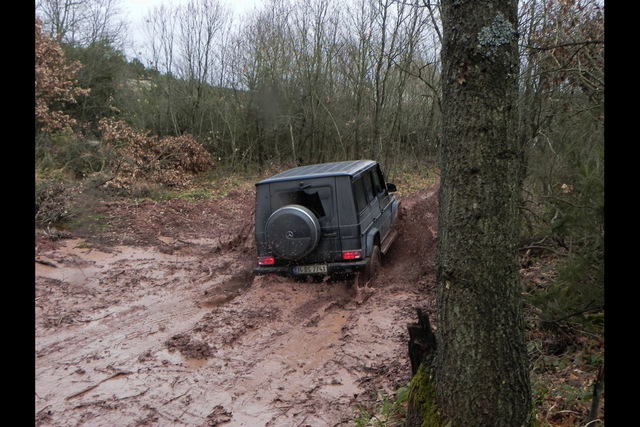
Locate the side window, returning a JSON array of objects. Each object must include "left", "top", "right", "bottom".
[
  {"left": 371, "top": 167, "right": 383, "bottom": 195},
  {"left": 363, "top": 171, "right": 375, "bottom": 203},
  {"left": 353, "top": 177, "right": 368, "bottom": 213}
]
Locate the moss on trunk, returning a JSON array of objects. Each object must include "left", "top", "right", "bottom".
[{"left": 406, "top": 363, "right": 444, "bottom": 427}]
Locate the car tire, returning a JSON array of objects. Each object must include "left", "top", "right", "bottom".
[
  {"left": 363, "top": 245, "right": 381, "bottom": 284},
  {"left": 265, "top": 205, "right": 321, "bottom": 260}
]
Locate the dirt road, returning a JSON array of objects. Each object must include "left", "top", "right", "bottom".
[{"left": 35, "top": 182, "right": 438, "bottom": 427}]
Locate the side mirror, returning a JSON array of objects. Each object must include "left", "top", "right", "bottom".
[{"left": 386, "top": 183, "right": 397, "bottom": 193}]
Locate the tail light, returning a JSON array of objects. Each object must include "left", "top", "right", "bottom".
[
  {"left": 342, "top": 250, "right": 363, "bottom": 260},
  {"left": 258, "top": 256, "right": 276, "bottom": 266}
]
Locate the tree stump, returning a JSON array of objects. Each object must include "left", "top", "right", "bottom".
[{"left": 407, "top": 308, "right": 436, "bottom": 375}]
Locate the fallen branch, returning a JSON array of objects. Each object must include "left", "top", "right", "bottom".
[
  {"left": 65, "top": 371, "right": 133, "bottom": 400},
  {"left": 163, "top": 389, "right": 190, "bottom": 405},
  {"left": 36, "top": 258, "right": 57, "bottom": 267},
  {"left": 114, "top": 388, "right": 149, "bottom": 401},
  {"left": 588, "top": 362, "right": 605, "bottom": 423}
]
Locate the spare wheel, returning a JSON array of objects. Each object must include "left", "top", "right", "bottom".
[{"left": 265, "top": 205, "right": 321, "bottom": 260}]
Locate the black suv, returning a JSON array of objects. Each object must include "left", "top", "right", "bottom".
[{"left": 253, "top": 160, "right": 399, "bottom": 282}]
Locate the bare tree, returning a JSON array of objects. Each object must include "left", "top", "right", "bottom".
[
  {"left": 36, "top": 0, "right": 91, "bottom": 42},
  {"left": 142, "top": 2, "right": 178, "bottom": 76},
  {"left": 177, "top": 0, "right": 230, "bottom": 84},
  {"left": 36, "top": 0, "right": 127, "bottom": 47},
  {"left": 227, "top": 0, "right": 296, "bottom": 168},
  {"left": 177, "top": 0, "right": 231, "bottom": 134},
  {"left": 336, "top": 0, "right": 377, "bottom": 158},
  {"left": 288, "top": 0, "right": 344, "bottom": 163}
]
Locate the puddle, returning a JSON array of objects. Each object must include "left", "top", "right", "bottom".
[
  {"left": 185, "top": 357, "right": 209, "bottom": 369},
  {"left": 35, "top": 238, "right": 199, "bottom": 288},
  {"left": 276, "top": 309, "right": 349, "bottom": 372}
]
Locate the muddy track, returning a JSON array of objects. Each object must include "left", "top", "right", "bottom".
[{"left": 35, "top": 183, "right": 438, "bottom": 427}]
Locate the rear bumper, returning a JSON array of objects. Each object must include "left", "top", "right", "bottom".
[{"left": 254, "top": 259, "right": 368, "bottom": 276}]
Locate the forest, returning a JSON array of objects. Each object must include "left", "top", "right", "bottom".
[{"left": 35, "top": 0, "right": 604, "bottom": 425}]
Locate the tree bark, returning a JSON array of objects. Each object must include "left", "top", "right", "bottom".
[
  {"left": 407, "top": 1, "right": 531, "bottom": 426},
  {"left": 436, "top": 0, "right": 530, "bottom": 425}
]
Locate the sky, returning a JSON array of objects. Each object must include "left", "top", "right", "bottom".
[
  {"left": 122, "top": 0, "right": 264, "bottom": 59},
  {"left": 123, "top": 0, "right": 264, "bottom": 21}
]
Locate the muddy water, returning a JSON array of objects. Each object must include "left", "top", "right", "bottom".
[
  {"left": 193, "top": 279, "right": 362, "bottom": 426},
  {"left": 36, "top": 204, "right": 433, "bottom": 427}
]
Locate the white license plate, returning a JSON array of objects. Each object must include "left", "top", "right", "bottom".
[{"left": 294, "top": 264, "right": 328, "bottom": 275}]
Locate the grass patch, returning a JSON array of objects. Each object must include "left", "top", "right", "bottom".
[
  {"left": 392, "top": 169, "right": 440, "bottom": 198},
  {"left": 354, "top": 386, "right": 410, "bottom": 427}
]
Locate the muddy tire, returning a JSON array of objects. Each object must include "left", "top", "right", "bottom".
[
  {"left": 265, "top": 205, "right": 321, "bottom": 260},
  {"left": 364, "top": 245, "right": 381, "bottom": 283}
]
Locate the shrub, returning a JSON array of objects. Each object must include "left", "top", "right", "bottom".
[
  {"left": 97, "top": 118, "right": 214, "bottom": 192},
  {"left": 35, "top": 181, "right": 78, "bottom": 226}
]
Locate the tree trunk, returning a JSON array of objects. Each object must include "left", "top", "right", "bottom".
[{"left": 407, "top": 1, "right": 531, "bottom": 426}]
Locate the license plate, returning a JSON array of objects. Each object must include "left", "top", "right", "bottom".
[{"left": 293, "top": 264, "right": 328, "bottom": 275}]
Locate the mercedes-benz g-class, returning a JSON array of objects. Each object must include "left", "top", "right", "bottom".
[{"left": 254, "top": 160, "right": 399, "bottom": 283}]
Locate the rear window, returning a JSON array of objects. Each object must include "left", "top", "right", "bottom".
[{"left": 274, "top": 186, "right": 333, "bottom": 219}]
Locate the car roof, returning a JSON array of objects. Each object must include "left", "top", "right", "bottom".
[{"left": 257, "top": 160, "right": 377, "bottom": 185}]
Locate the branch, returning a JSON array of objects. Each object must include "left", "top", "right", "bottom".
[
  {"left": 551, "top": 302, "right": 603, "bottom": 324},
  {"left": 65, "top": 371, "right": 133, "bottom": 400},
  {"left": 587, "top": 362, "right": 605, "bottom": 423},
  {"left": 523, "top": 39, "right": 604, "bottom": 52}
]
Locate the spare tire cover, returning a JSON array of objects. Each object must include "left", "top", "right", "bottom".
[{"left": 265, "top": 205, "right": 321, "bottom": 260}]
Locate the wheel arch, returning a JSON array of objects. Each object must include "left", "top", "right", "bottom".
[{"left": 364, "top": 228, "right": 381, "bottom": 257}]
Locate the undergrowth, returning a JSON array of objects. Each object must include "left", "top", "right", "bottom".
[
  {"left": 351, "top": 253, "right": 604, "bottom": 427},
  {"left": 355, "top": 386, "right": 410, "bottom": 427}
]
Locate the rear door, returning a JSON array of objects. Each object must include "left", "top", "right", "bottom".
[{"left": 269, "top": 178, "right": 341, "bottom": 262}]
